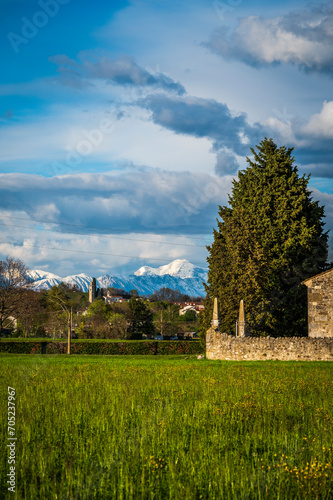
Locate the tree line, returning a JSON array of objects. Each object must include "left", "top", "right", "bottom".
[{"left": 0, "top": 259, "right": 201, "bottom": 339}]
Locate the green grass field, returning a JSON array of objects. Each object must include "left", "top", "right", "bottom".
[{"left": 1, "top": 355, "right": 332, "bottom": 499}]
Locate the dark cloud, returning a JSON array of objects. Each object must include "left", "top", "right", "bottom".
[
  {"left": 49, "top": 53, "right": 185, "bottom": 95},
  {"left": 291, "top": 146, "right": 333, "bottom": 179},
  {"left": 0, "top": 169, "right": 231, "bottom": 235},
  {"left": 138, "top": 94, "right": 262, "bottom": 156},
  {"left": 215, "top": 151, "right": 240, "bottom": 176},
  {"left": 205, "top": 1, "right": 333, "bottom": 75}
]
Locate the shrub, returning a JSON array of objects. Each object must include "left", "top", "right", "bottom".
[{"left": 0, "top": 339, "right": 204, "bottom": 355}]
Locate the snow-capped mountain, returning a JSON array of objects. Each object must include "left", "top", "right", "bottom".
[
  {"left": 30, "top": 259, "right": 207, "bottom": 297},
  {"left": 62, "top": 273, "right": 93, "bottom": 292},
  {"left": 28, "top": 270, "right": 61, "bottom": 282},
  {"left": 28, "top": 270, "right": 62, "bottom": 290},
  {"left": 135, "top": 259, "right": 207, "bottom": 280}
]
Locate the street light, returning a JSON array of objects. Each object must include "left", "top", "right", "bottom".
[{"left": 48, "top": 295, "right": 72, "bottom": 354}]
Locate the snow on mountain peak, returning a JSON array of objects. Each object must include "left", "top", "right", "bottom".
[
  {"left": 134, "top": 265, "right": 159, "bottom": 277},
  {"left": 159, "top": 259, "right": 197, "bottom": 278},
  {"left": 134, "top": 259, "right": 205, "bottom": 279},
  {"left": 62, "top": 273, "right": 93, "bottom": 292},
  {"left": 28, "top": 269, "right": 61, "bottom": 281}
]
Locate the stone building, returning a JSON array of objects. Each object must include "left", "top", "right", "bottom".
[{"left": 303, "top": 268, "right": 333, "bottom": 338}]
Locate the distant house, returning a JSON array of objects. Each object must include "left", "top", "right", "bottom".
[
  {"left": 303, "top": 268, "right": 333, "bottom": 338},
  {"left": 178, "top": 302, "right": 204, "bottom": 316},
  {"left": 104, "top": 295, "right": 129, "bottom": 304},
  {"left": 179, "top": 305, "right": 197, "bottom": 316}
]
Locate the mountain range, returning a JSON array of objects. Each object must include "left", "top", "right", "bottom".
[{"left": 29, "top": 259, "right": 207, "bottom": 297}]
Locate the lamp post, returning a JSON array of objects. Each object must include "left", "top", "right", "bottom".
[{"left": 48, "top": 294, "right": 72, "bottom": 354}]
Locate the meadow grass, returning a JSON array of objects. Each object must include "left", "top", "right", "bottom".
[{"left": 0, "top": 354, "right": 332, "bottom": 499}]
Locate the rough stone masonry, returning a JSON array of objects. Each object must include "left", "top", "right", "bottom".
[
  {"left": 206, "top": 329, "right": 333, "bottom": 361},
  {"left": 206, "top": 296, "right": 333, "bottom": 361}
]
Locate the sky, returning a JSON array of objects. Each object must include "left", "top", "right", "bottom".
[{"left": 1, "top": 0, "right": 333, "bottom": 277}]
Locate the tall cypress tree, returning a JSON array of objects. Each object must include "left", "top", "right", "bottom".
[{"left": 202, "top": 138, "right": 328, "bottom": 337}]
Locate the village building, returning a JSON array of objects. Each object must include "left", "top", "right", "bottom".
[
  {"left": 104, "top": 295, "right": 129, "bottom": 304},
  {"left": 178, "top": 301, "right": 204, "bottom": 316}
]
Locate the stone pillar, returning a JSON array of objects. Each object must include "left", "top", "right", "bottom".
[
  {"left": 237, "top": 300, "right": 249, "bottom": 337},
  {"left": 211, "top": 297, "right": 220, "bottom": 330}
]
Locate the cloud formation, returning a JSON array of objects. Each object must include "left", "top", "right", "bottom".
[
  {"left": 0, "top": 169, "right": 231, "bottom": 235},
  {"left": 138, "top": 94, "right": 261, "bottom": 157},
  {"left": 136, "top": 94, "right": 333, "bottom": 178},
  {"left": 302, "top": 101, "right": 333, "bottom": 139},
  {"left": 206, "top": 1, "right": 333, "bottom": 75},
  {"left": 264, "top": 100, "right": 333, "bottom": 178},
  {"left": 215, "top": 150, "right": 240, "bottom": 176},
  {"left": 49, "top": 53, "right": 186, "bottom": 94}
]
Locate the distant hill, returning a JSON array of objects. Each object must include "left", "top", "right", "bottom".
[{"left": 29, "top": 259, "right": 207, "bottom": 297}]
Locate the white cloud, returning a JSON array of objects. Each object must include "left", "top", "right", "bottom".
[
  {"left": 206, "top": 2, "right": 333, "bottom": 74},
  {"left": 302, "top": 101, "right": 333, "bottom": 138}
]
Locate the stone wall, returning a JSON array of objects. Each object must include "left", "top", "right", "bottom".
[{"left": 206, "top": 328, "right": 333, "bottom": 361}]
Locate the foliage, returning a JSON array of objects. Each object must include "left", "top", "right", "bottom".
[
  {"left": 86, "top": 298, "right": 112, "bottom": 319},
  {"left": 0, "top": 341, "right": 44, "bottom": 354},
  {"left": 153, "top": 305, "right": 179, "bottom": 337},
  {"left": 42, "top": 286, "right": 72, "bottom": 338},
  {"left": 108, "top": 312, "right": 128, "bottom": 339},
  {"left": 179, "top": 309, "right": 197, "bottom": 322},
  {"left": 150, "top": 287, "right": 190, "bottom": 302},
  {"left": 204, "top": 138, "right": 328, "bottom": 338},
  {"left": 0, "top": 356, "right": 332, "bottom": 499},
  {"left": 15, "top": 290, "right": 47, "bottom": 338},
  {"left": 0, "top": 339, "right": 203, "bottom": 355},
  {"left": 55, "top": 341, "right": 159, "bottom": 355},
  {"left": 127, "top": 298, "right": 154, "bottom": 339},
  {"left": 107, "top": 287, "right": 130, "bottom": 298},
  {"left": 58, "top": 281, "right": 81, "bottom": 293},
  {"left": 76, "top": 299, "right": 129, "bottom": 339}
]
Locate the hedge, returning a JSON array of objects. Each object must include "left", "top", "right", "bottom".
[
  {"left": 0, "top": 341, "right": 44, "bottom": 354},
  {"left": 0, "top": 340, "right": 203, "bottom": 355}
]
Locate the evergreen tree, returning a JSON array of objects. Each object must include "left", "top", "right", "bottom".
[
  {"left": 202, "top": 138, "right": 328, "bottom": 338},
  {"left": 128, "top": 298, "right": 154, "bottom": 338}
]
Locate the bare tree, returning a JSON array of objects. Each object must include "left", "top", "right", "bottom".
[
  {"left": 0, "top": 257, "right": 32, "bottom": 335},
  {"left": 15, "top": 290, "right": 47, "bottom": 338},
  {"left": 45, "top": 286, "right": 72, "bottom": 353}
]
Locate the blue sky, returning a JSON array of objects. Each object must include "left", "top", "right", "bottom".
[{"left": 1, "top": 0, "right": 333, "bottom": 277}]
